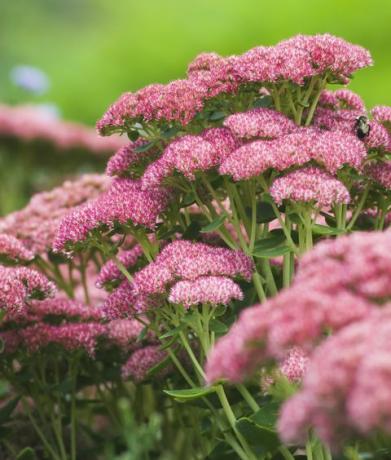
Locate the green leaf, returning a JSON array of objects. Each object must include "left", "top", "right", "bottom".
[
  {"left": 127, "top": 130, "right": 140, "bottom": 141},
  {"left": 16, "top": 447, "right": 37, "bottom": 460},
  {"left": 311, "top": 224, "right": 343, "bottom": 236},
  {"left": 137, "top": 326, "right": 148, "bottom": 342},
  {"left": 209, "top": 319, "right": 228, "bottom": 334},
  {"left": 236, "top": 417, "right": 280, "bottom": 454},
  {"left": 208, "top": 111, "right": 226, "bottom": 121},
  {"left": 246, "top": 201, "right": 276, "bottom": 224},
  {"left": 159, "top": 325, "right": 184, "bottom": 340},
  {"left": 134, "top": 141, "right": 155, "bottom": 153},
  {"left": 253, "top": 95, "right": 273, "bottom": 108},
  {"left": 252, "top": 244, "right": 290, "bottom": 258},
  {"left": 250, "top": 400, "right": 280, "bottom": 429},
  {"left": 164, "top": 386, "right": 216, "bottom": 401},
  {"left": 0, "top": 397, "right": 20, "bottom": 424},
  {"left": 161, "top": 126, "right": 180, "bottom": 139},
  {"left": 200, "top": 214, "right": 227, "bottom": 233},
  {"left": 253, "top": 231, "right": 286, "bottom": 251}
]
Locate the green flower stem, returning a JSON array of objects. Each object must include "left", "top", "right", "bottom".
[
  {"left": 236, "top": 384, "right": 260, "bottom": 412},
  {"left": 279, "top": 446, "right": 296, "bottom": 460},
  {"left": 69, "top": 358, "right": 79, "bottom": 460},
  {"left": 112, "top": 254, "right": 133, "bottom": 283},
  {"left": 79, "top": 254, "right": 90, "bottom": 305},
  {"left": 304, "top": 76, "right": 328, "bottom": 127},
  {"left": 22, "top": 398, "right": 62, "bottom": 460},
  {"left": 306, "top": 440, "right": 314, "bottom": 460},
  {"left": 249, "top": 184, "right": 258, "bottom": 253},
  {"left": 260, "top": 259, "right": 278, "bottom": 295},
  {"left": 304, "top": 212, "right": 313, "bottom": 251},
  {"left": 346, "top": 186, "right": 369, "bottom": 230},
  {"left": 252, "top": 271, "right": 267, "bottom": 302},
  {"left": 216, "top": 385, "right": 258, "bottom": 460},
  {"left": 178, "top": 331, "right": 206, "bottom": 380}
]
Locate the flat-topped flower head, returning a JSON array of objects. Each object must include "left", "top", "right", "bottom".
[
  {"left": 103, "top": 280, "right": 151, "bottom": 319},
  {"left": 168, "top": 276, "right": 243, "bottom": 308},
  {"left": 0, "top": 174, "right": 110, "bottom": 256},
  {"left": 142, "top": 134, "right": 224, "bottom": 188},
  {"left": 0, "top": 266, "right": 55, "bottom": 312},
  {"left": 105, "top": 318, "right": 145, "bottom": 349},
  {"left": 0, "top": 234, "right": 34, "bottom": 262},
  {"left": 53, "top": 179, "right": 168, "bottom": 253},
  {"left": 201, "top": 127, "right": 240, "bottom": 162},
  {"left": 106, "top": 140, "right": 160, "bottom": 178},
  {"left": 96, "top": 245, "right": 144, "bottom": 288},
  {"left": 20, "top": 322, "right": 106, "bottom": 356},
  {"left": 279, "top": 34, "right": 372, "bottom": 82},
  {"left": 270, "top": 166, "right": 350, "bottom": 207},
  {"left": 122, "top": 345, "right": 168, "bottom": 382},
  {"left": 364, "top": 121, "right": 390, "bottom": 150},
  {"left": 278, "top": 308, "right": 391, "bottom": 446},
  {"left": 188, "top": 52, "right": 239, "bottom": 97},
  {"left": 319, "top": 89, "right": 366, "bottom": 111},
  {"left": 96, "top": 92, "right": 137, "bottom": 135},
  {"left": 371, "top": 105, "right": 391, "bottom": 127},
  {"left": 223, "top": 108, "right": 296, "bottom": 140},
  {"left": 296, "top": 230, "right": 391, "bottom": 302},
  {"left": 133, "top": 241, "right": 253, "bottom": 297},
  {"left": 366, "top": 162, "right": 391, "bottom": 190}
]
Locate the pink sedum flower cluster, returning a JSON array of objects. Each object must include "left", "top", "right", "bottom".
[
  {"left": 0, "top": 234, "right": 34, "bottom": 262},
  {"left": 53, "top": 178, "right": 169, "bottom": 252},
  {"left": 278, "top": 307, "right": 391, "bottom": 445},
  {"left": 270, "top": 166, "right": 350, "bottom": 207}
]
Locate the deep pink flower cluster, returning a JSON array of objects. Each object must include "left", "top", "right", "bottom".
[
  {"left": 206, "top": 230, "right": 391, "bottom": 383},
  {"left": 53, "top": 179, "right": 169, "bottom": 252},
  {"left": 142, "top": 128, "right": 239, "bottom": 188},
  {"left": 0, "top": 174, "right": 110, "bottom": 255},
  {"left": 97, "top": 79, "right": 207, "bottom": 133},
  {"left": 0, "top": 234, "right": 34, "bottom": 262},
  {"left": 269, "top": 166, "right": 350, "bottom": 207},
  {"left": 319, "top": 89, "right": 365, "bottom": 111},
  {"left": 366, "top": 162, "right": 391, "bottom": 190},
  {"left": 223, "top": 108, "right": 296, "bottom": 140},
  {"left": 0, "top": 104, "right": 125, "bottom": 153},
  {"left": 278, "top": 307, "right": 391, "bottom": 445},
  {"left": 220, "top": 127, "right": 366, "bottom": 180},
  {"left": 122, "top": 345, "right": 168, "bottom": 382},
  {"left": 103, "top": 281, "right": 152, "bottom": 318},
  {"left": 96, "top": 245, "right": 143, "bottom": 288},
  {"left": 133, "top": 240, "right": 252, "bottom": 294},
  {"left": 0, "top": 265, "right": 55, "bottom": 312},
  {"left": 98, "top": 35, "right": 372, "bottom": 134},
  {"left": 106, "top": 140, "right": 159, "bottom": 177}
]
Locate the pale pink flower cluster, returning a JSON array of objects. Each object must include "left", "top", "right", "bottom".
[
  {"left": 0, "top": 265, "right": 55, "bottom": 312},
  {"left": 122, "top": 345, "right": 168, "bottom": 382},
  {"left": 270, "top": 166, "right": 350, "bottom": 207},
  {"left": 223, "top": 108, "right": 296, "bottom": 139},
  {"left": 219, "top": 128, "right": 366, "bottom": 180},
  {"left": 0, "top": 174, "right": 110, "bottom": 255},
  {"left": 103, "top": 281, "right": 152, "bottom": 319},
  {"left": 0, "top": 234, "right": 34, "bottom": 262},
  {"left": 233, "top": 34, "right": 372, "bottom": 85},
  {"left": 0, "top": 104, "right": 125, "bottom": 153},
  {"left": 98, "top": 35, "right": 372, "bottom": 134},
  {"left": 133, "top": 240, "right": 253, "bottom": 301},
  {"left": 371, "top": 105, "right": 391, "bottom": 124},
  {"left": 97, "top": 79, "right": 207, "bottom": 133},
  {"left": 53, "top": 179, "right": 169, "bottom": 252},
  {"left": 105, "top": 318, "right": 146, "bottom": 349},
  {"left": 278, "top": 307, "right": 391, "bottom": 445},
  {"left": 319, "top": 89, "right": 365, "bottom": 111},
  {"left": 142, "top": 128, "right": 238, "bottom": 188},
  {"left": 106, "top": 140, "right": 160, "bottom": 178},
  {"left": 168, "top": 276, "right": 243, "bottom": 308},
  {"left": 206, "top": 231, "right": 391, "bottom": 383},
  {"left": 96, "top": 245, "right": 144, "bottom": 288},
  {"left": 366, "top": 162, "right": 391, "bottom": 189}
]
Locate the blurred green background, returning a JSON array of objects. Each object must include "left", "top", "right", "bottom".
[{"left": 1, "top": 0, "right": 390, "bottom": 126}]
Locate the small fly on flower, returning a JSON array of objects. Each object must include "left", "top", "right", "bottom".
[{"left": 355, "top": 115, "right": 371, "bottom": 139}]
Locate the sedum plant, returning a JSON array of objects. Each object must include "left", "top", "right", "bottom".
[{"left": 0, "top": 33, "right": 391, "bottom": 459}]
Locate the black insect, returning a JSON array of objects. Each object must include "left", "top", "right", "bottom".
[{"left": 355, "top": 115, "right": 371, "bottom": 139}]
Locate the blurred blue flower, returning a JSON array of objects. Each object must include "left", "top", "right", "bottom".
[{"left": 10, "top": 65, "right": 50, "bottom": 95}]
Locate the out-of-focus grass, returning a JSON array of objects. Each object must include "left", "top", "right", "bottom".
[{"left": 0, "top": 0, "right": 390, "bottom": 125}]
